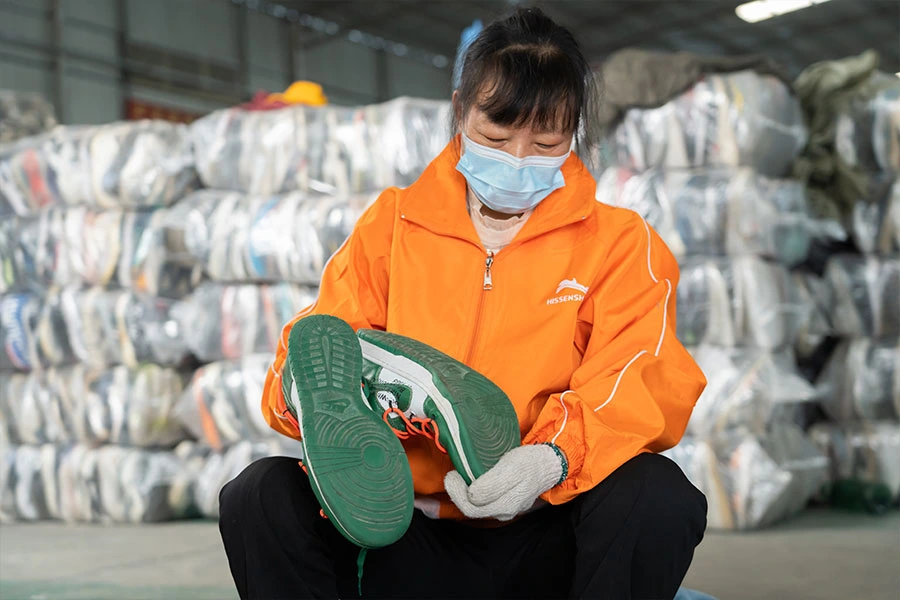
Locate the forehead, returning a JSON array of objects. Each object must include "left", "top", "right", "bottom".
[{"left": 467, "top": 105, "right": 568, "bottom": 135}]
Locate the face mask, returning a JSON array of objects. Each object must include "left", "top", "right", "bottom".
[{"left": 456, "top": 133, "right": 570, "bottom": 214}]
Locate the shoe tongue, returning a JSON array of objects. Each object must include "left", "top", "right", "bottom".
[{"left": 363, "top": 365, "right": 428, "bottom": 419}]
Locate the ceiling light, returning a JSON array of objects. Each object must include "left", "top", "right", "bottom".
[{"left": 736, "top": 0, "right": 832, "bottom": 23}]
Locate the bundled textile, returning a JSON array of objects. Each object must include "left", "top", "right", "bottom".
[
  {"left": 191, "top": 97, "right": 451, "bottom": 196},
  {"left": 171, "top": 283, "right": 316, "bottom": 362},
  {"left": 835, "top": 75, "right": 900, "bottom": 175},
  {"left": 176, "top": 439, "right": 302, "bottom": 519},
  {"left": 0, "top": 121, "right": 198, "bottom": 217},
  {"left": 808, "top": 422, "right": 900, "bottom": 501},
  {"left": 0, "top": 91, "right": 57, "bottom": 144},
  {"left": 174, "top": 354, "right": 274, "bottom": 450},
  {"left": 595, "top": 167, "right": 831, "bottom": 265},
  {"left": 825, "top": 255, "right": 900, "bottom": 338},
  {"left": 594, "top": 70, "right": 807, "bottom": 178},
  {"left": 850, "top": 175, "right": 900, "bottom": 255},
  {"left": 687, "top": 346, "right": 817, "bottom": 438},
  {"left": 663, "top": 425, "right": 828, "bottom": 530},
  {"left": 161, "top": 190, "right": 368, "bottom": 285},
  {"left": 0, "top": 364, "right": 187, "bottom": 447},
  {"left": 0, "top": 208, "right": 200, "bottom": 298},
  {"left": 676, "top": 257, "right": 811, "bottom": 349},
  {"left": 0, "top": 288, "right": 189, "bottom": 372},
  {"left": 816, "top": 338, "right": 900, "bottom": 424},
  {"left": 0, "top": 443, "right": 196, "bottom": 523}
]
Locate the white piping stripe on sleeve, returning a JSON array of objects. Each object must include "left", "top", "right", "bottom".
[
  {"left": 594, "top": 350, "right": 648, "bottom": 412},
  {"left": 640, "top": 217, "right": 659, "bottom": 284},
  {"left": 656, "top": 279, "right": 672, "bottom": 356},
  {"left": 551, "top": 390, "right": 573, "bottom": 444}
]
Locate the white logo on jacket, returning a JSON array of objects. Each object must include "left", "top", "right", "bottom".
[{"left": 547, "top": 278, "right": 588, "bottom": 305}]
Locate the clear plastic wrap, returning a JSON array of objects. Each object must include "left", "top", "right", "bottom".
[
  {"left": 816, "top": 338, "right": 899, "bottom": 424},
  {"left": 835, "top": 74, "right": 900, "bottom": 174},
  {"left": 851, "top": 175, "right": 900, "bottom": 255},
  {"left": 808, "top": 421, "right": 900, "bottom": 500},
  {"left": 0, "top": 364, "right": 189, "bottom": 447},
  {"left": 792, "top": 272, "right": 836, "bottom": 360},
  {"left": 663, "top": 425, "right": 828, "bottom": 530},
  {"left": 595, "top": 71, "right": 807, "bottom": 178},
  {"left": 59, "top": 287, "right": 188, "bottom": 369},
  {"left": 184, "top": 439, "right": 303, "bottom": 519},
  {"left": 118, "top": 209, "right": 203, "bottom": 299},
  {"left": 687, "top": 346, "right": 817, "bottom": 438},
  {"left": 162, "top": 189, "right": 370, "bottom": 284},
  {"left": 825, "top": 255, "right": 900, "bottom": 338},
  {"left": 174, "top": 354, "right": 273, "bottom": 450},
  {"left": 0, "top": 90, "right": 57, "bottom": 144},
  {"left": 0, "top": 293, "right": 42, "bottom": 371},
  {"left": 190, "top": 97, "right": 451, "bottom": 195},
  {"left": 0, "top": 443, "right": 198, "bottom": 523},
  {"left": 676, "top": 257, "right": 811, "bottom": 349},
  {"left": 0, "top": 121, "right": 198, "bottom": 218},
  {"left": 595, "top": 167, "right": 827, "bottom": 265},
  {"left": 172, "top": 282, "right": 317, "bottom": 362}
]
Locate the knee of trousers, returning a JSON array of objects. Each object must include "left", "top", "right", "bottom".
[
  {"left": 580, "top": 453, "right": 708, "bottom": 539},
  {"left": 219, "top": 456, "right": 315, "bottom": 528}
]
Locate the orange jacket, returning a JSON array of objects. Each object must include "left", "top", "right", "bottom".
[{"left": 262, "top": 138, "right": 707, "bottom": 518}]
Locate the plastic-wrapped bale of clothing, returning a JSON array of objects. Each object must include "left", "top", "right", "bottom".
[
  {"left": 815, "top": 338, "right": 900, "bottom": 423},
  {"left": 0, "top": 121, "right": 197, "bottom": 218},
  {"left": 6, "top": 208, "right": 124, "bottom": 289},
  {"left": 594, "top": 70, "right": 807, "bottom": 178},
  {"left": 118, "top": 209, "right": 203, "bottom": 299},
  {"left": 0, "top": 90, "right": 57, "bottom": 144},
  {"left": 851, "top": 175, "right": 900, "bottom": 255},
  {"left": 808, "top": 422, "right": 900, "bottom": 501},
  {"left": 190, "top": 97, "right": 451, "bottom": 195},
  {"left": 161, "top": 189, "right": 369, "bottom": 285},
  {"left": 174, "top": 354, "right": 274, "bottom": 450},
  {"left": 663, "top": 424, "right": 828, "bottom": 530},
  {"left": 835, "top": 74, "right": 900, "bottom": 174},
  {"left": 0, "top": 365, "right": 189, "bottom": 448},
  {"left": 182, "top": 439, "right": 303, "bottom": 519},
  {"left": 686, "top": 346, "right": 817, "bottom": 438},
  {"left": 0, "top": 291, "right": 75, "bottom": 371},
  {"left": 172, "top": 282, "right": 317, "bottom": 362},
  {"left": 0, "top": 443, "right": 198, "bottom": 524},
  {"left": 676, "top": 256, "right": 811, "bottom": 349},
  {"left": 792, "top": 272, "right": 836, "bottom": 363},
  {"left": 825, "top": 255, "right": 900, "bottom": 338},
  {"left": 595, "top": 167, "right": 817, "bottom": 265},
  {"left": 58, "top": 287, "right": 188, "bottom": 369}
]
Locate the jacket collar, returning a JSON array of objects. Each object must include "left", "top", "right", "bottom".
[{"left": 399, "top": 136, "right": 597, "bottom": 246}]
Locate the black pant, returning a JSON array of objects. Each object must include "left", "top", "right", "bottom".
[{"left": 219, "top": 453, "right": 707, "bottom": 600}]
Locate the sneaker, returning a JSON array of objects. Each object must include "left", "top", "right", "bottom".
[
  {"left": 357, "top": 329, "right": 521, "bottom": 485},
  {"left": 282, "top": 315, "right": 413, "bottom": 548}
]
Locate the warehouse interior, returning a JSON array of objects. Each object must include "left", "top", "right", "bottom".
[{"left": 1, "top": 0, "right": 899, "bottom": 599}]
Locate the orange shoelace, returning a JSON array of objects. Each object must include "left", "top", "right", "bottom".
[
  {"left": 298, "top": 460, "right": 329, "bottom": 520},
  {"left": 381, "top": 406, "right": 448, "bottom": 455}
]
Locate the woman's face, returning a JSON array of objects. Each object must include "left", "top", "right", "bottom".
[{"left": 462, "top": 105, "right": 574, "bottom": 159}]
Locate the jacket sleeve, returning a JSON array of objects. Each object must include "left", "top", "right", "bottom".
[
  {"left": 523, "top": 212, "right": 707, "bottom": 504},
  {"left": 261, "top": 189, "right": 396, "bottom": 440}
]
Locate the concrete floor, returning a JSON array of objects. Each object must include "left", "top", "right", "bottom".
[{"left": 0, "top": 509, "right": 898, "bottom": 600}]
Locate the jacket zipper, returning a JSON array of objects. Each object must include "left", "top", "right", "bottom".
[{"left": 465, "top": 250, "right": 493, "bottom": 364}]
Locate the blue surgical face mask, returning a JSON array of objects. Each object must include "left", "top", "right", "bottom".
[{"left": 456, "top": 133, "right": 570, "bottom": 214}]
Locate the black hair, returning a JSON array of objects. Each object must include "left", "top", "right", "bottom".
[{"left": 451, "top": 6, "right": 601, "bottom": 154}]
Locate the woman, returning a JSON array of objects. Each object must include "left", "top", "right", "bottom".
[{"left": 220, "top": 8, "right": 708, "bottom": 599}]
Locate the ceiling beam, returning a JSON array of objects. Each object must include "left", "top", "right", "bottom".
[{"left": 296, "top": 3, "right": 411, "bottom": 50}]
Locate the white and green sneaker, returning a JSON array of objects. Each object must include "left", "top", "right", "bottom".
[
  {"left": 282, "top": 315, "right": 414, "bottom": 549},
  {"left": 357, "top": 329, "right": 521, "bottom": 485}
]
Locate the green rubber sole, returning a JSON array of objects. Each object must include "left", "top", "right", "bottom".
[
  {"left": 357, "top": 329, "right": 521, "bottom": 484},
  {"left": 283, "top": 315, "right": 413, "bottom": 548}
]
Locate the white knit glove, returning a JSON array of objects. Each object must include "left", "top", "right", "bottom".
[{"left": 444, "top": 443, "right": 567, "bottom": 521}]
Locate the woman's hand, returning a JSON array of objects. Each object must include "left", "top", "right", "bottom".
[{"left": 444, "top": 444, "right": 566, "bottom": 521}]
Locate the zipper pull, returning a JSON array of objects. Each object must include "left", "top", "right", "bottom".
[{"left": 483, "top": 251, "right": 494, "bottom": 291}]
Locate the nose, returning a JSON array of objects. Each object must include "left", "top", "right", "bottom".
[{"left": 507, "top": 138, "right": 530, "bottom": 159}]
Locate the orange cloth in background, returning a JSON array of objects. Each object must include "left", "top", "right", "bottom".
[
  {"left": 240, "top": 81, "right": 329, "bottom": 111},
  {"left": 262, "top": 137, "right": 707, "bottom": 518}
]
